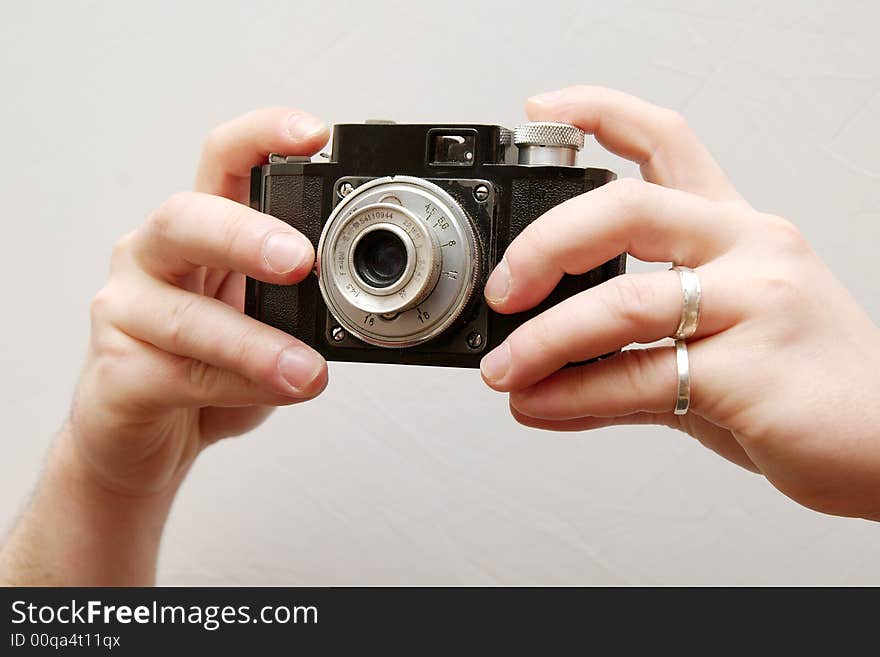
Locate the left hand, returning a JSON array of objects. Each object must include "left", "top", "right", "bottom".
[
  {"left": 0, "top": 108, "right": 330, "bottom": 586},
  {"left": 479, "top": 86, "right": 880, "bottom": 520}
]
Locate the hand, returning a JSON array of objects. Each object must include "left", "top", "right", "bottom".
[
  {"left": 481, "top": 86, "right": 880, "bottom": 520},
  {"left": 0, "top": 108, "right": 331, "bottom": 585},
  {"left": 68, "top": 108, "right": 330, "bottom": 497}
]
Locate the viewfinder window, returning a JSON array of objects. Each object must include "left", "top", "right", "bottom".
[{"left": 428, "top": 130, "right": 477, "bottom": 166}]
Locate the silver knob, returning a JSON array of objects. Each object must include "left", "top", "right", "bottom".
[{"left": 513, "top": 121, "right": 585, "bottom": 166}]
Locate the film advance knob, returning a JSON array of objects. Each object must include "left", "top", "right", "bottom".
[{"left": 513, "top": 121, "right": 585, "bottom": 166}]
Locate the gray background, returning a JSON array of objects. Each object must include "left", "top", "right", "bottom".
[{"left": 1, "top": 0, "right": 878, "bottom": 584}]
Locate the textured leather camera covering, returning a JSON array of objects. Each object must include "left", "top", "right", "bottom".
[
  {"left": 491, "top": 176, "right": 626, "bottom": 347},
  {"left": 251, "top": 175, "right": 325, "bottom": 344},
  {"left": 509, "top": 177, "right": 582, "bottom": 242}
]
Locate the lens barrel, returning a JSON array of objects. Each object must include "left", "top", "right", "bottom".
[{"left": 317, "top": 177, "right": 480, "bottom": 348}]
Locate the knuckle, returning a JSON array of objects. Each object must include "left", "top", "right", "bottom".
[
  {"left": 109, "top": 231, "right": 136, "bottom": 268},
  {"left": 90, "top": 331, "right": 141, "bottom": 383},
  {"left": 604, "top": 178, "right": 648, "bottom": 219},
  {"left": 616, "top": 349, "right": 655, "bottom": 398},
  {"left": 714, "top": 200, "right": 749, "bottom": 229},
  {"left": 164, "top": 294, "right": 202, "bottom": 351},
  {"left": 91, "top": 350, "right": 124, "bottom": 388},
  {"left": 761, "top": 213, "right": 811, "bottom": 254},
  {"left": 219, "top": 207, "right": 250, "bottom": 260},
  {"left": 202, "top": 121, "right": 232, "bottom": 159},
  {"left": 604, "top": 275, "right": 655, "bottom": 326},
  {"left": 89, "top": 286, "right": 115, "bottom": 326},
  {"left": 149, "top": 192, "right": 193, "bottom": 240},
  {"left": 759, "top": 269, "right": 809, "bottom": 318},
  {"left": 606, "top": 176, "right": 644, "bottom": 199},
  {"left": 229, "top": 324, "right": 264, "bottom": 375},
  {"left": 660, "top": 108, "right": 690, "bottom": 135},
  {"left": 187, "top": 358, "right": 223, "bottom": 395},
  {"left": 519, "top": 217, "right": 554, "bottom": 262},
  {"left": 518, "top": 314, "right": 558, "bottom": 363}
]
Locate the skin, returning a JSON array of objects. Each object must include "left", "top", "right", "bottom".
[
  {"left": 480, "top": 86, "right": 880, "bottom": 522},
  {"left": 1, "top": 87, "right": 878, "bottom": 586},
  {"left": 0, "top": 108, "right": 331, "bottom": 585}
]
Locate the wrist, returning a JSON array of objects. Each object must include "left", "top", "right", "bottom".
[{"left": 0, "top": 425, "right": 184, "bottom": 586}]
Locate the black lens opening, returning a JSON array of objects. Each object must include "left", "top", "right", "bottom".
[{"left": 353, "top": 229, "right": 408, "bottom": 289}]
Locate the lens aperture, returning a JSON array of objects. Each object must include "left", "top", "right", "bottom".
[{"left": 353, "top": 229, "right": 407, "bottom": 289}]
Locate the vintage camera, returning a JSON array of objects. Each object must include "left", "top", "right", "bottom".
[{"left": 244, "top": 121, "right": 625, "bottom": 367}]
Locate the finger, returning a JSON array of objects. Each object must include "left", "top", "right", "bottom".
[
  {"left": 102, "top": 276, "right": 327, "bottom": 399},
  {"left": 481, "top": 266, "right": 739, "bottom": 392},
  {"left": 509, "top": 407, "right": 663, "bottom": 432},
  {"left": 214, "top": 271, "right": 246, "bottom": 310},
  {"left": 509, "top": 403, "right": 758, "bottom": 472},
  {"left": 485, "top": 178, "right": 741, "bottom": 314},
  {"left": 509, "top": 345, "right": 704, "bottom": 419},
  {"left": 526, "top": 85, "right": 742, "bottom": 201},
  {"left": 130, "top": 191, "right": 314, "bottom": 284},
  {"left": 194, "top": 107, "right": 329, "bottom": 200},
  {"left": 90, "top": 327, "right": 309, "bottom": 409}
]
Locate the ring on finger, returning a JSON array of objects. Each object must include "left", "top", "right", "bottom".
[
  {"left": 674, "top": 339, "right": 690, "bottom": 415},
  {"left": 670, "top": 265, "right": 702, "bottom": 340}
]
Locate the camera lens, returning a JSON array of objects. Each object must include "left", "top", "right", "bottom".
[
  {"left": 317, "top": 177, "right": 480, "bottom": 348},
  {"left": 352, "top": 228, "right": 407, "bottom": 289}
]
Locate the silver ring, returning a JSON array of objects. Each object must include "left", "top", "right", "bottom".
[
  {"left": 671, "top": 265, "right": 701, "bottom": 340},
  {"left": 674, "top": 340, "right": 690, "bottom": 415}
]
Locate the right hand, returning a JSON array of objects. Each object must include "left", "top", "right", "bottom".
[
  {"left": 70, "top": 108, "right": 331, "bottom": 496},
  {"left": 480, "top": 87, "right": 880, "bottom": 520}
]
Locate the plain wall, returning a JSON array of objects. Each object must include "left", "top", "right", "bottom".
[{"left": 1, "top": 0, "right": 879, "bottom": 584}]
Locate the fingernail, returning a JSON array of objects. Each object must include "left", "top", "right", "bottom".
[
  {"left": 278, "top": 345, "right": 323, "bottom": 393},
  {"left": 480, "top": 342, "right": 511, "bottom": 384},
  {"left": 484, "top": 257, "right": 510, "bottom": 304},
  {"left": 528, "top": 89, "right": 563, "bottom": 105},
  {"left": 263, "top": 232, "right": 312, "bottom": 274},
  {"left": 285, "top": 112, "right": 327, "bottom": 141}
]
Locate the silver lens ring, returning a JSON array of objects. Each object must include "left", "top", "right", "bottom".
[
  {"left": 347, "top": 222, "right": 417, "bottom": 297},
  {"left": 322, "top": 201, "right": 441, "bottom": 316},
  {"left": 317, "top": 176, "right": 481, "bottom": 348}
]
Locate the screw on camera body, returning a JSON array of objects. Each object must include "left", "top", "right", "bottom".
[
  {"left": 337, "top": 182, "right": 354, "bottom": 199},
  {"left": 466, "top": 331, "right": 484, "bottom": 350},
  {"left": 331, "top": 326, "right": 346, "bottom": 342},
  {"left": 473, "top": 184, "right": 490, "bottom": 203}
]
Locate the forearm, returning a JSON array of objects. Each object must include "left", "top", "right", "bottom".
[{"left": 0, "top": 425, "right": 180, "bottom": 586}]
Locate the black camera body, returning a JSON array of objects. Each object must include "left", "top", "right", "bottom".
[{"left": 245, "top": 122, "right": 624, "bottom": 368}]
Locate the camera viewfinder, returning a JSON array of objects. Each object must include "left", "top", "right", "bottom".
[{"left": 427, "top": 129, "right": 477, "bottom": 166}]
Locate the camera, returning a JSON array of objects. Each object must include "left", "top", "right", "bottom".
[{"left": 244, "top": 121, "right": 625, "bottom": 367}]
